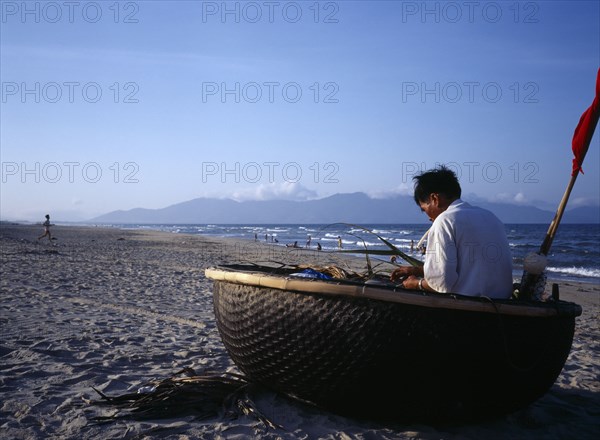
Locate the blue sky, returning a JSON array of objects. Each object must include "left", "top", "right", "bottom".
[{"left": 1, "top": 0, "right": 599, "bottom": 221}]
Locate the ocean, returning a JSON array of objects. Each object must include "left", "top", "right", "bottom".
[{"left": 114, "top": 223, "right": 600, "bottom": 285}]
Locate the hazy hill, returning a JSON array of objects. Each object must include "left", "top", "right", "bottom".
[{"left": 89, "top": 193, "right": 599, "bottom": 224}]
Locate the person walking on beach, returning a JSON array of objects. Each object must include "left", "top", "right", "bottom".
[
  {"left": 37, "top": 214, "right": 53, "bottom": 242},
  {"left": 306, "top": 235, "right": 312, "bottom": 248},
  {"left": 391, "top": 166, "right": 513, "bottom": 299}
]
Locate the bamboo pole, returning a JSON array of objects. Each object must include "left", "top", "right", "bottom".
[{"left": 539, "top": 173, "right": 578, "bottom": 256}]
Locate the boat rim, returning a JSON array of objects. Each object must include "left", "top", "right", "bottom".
[{"left": 205, "top": 265, "right": 582, "bottom": 318}]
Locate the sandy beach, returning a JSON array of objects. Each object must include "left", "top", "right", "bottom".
[{"left": 1, "top": 223, "right": 598, "bottom": 439}]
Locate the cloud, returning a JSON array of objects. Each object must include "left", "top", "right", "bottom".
[
  {"left": 569, "top": 196, "right": 600, "bottom": 208},
  {"left": 367, "top": 184, "right": 413, "bottom": 199},
  {"left": 490, "top": 192, "right": 529, "bottom": 205},
  {"left": 230, "top": 182, "right": 319, "bottom": 202},
  {"left": 513, "top": 192, "right": 527, "bottom": 204}
]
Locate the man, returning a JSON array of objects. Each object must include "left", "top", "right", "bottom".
[
  {"left": 37, "top": 214, "right": 53, "bottom": 242},
  {"left": 391, "top": 166, "right": 513, "bottom": 299}
]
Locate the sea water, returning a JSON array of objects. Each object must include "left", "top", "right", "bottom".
[{"left": 117, "top": 223, "right": 600, "bottom": 284}]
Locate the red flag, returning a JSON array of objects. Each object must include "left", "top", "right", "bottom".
[{"left": 572, "top": 68, "right": 600, "bottom": 176}]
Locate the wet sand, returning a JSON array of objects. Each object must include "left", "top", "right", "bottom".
[{"left": 1, "top": 224, "right": 598, "bottom": 439}]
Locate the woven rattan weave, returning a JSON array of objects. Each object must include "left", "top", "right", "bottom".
[{"left": 207, "top": 265, "right": 582, "bottom": 422}]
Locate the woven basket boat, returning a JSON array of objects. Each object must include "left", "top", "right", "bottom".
[{"left": 205, "top": 264, "right": 582, "bottom": 422}]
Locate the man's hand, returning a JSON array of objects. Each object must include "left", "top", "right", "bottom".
[
  {"left": 401, "top": 275, "right": 421, "bottom": 290},
  {"left": 390, "top": 265, "right": 424, "bottom": 283}
]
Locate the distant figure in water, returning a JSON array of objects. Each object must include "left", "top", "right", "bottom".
[
  {"left": 287, "top": 241, "right": 299, "bottom": 248},
  {"left": 410, "top": 239, "right": 415, "bottom": 252},
  {"left": 306, "top": 235, "right": 312, "bottom": 248},
  {"left": 317, "top": 242, "right": 322, "bottom": 251},
  {"left": 37, "top": 214, "right": 53, "bottom": 242},
  {"left": 337, "top": 236, "right": 342, "bottom": 249}
]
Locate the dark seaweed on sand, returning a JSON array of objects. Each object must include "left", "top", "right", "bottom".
[{"left": 91, "top": 368, "right": 279, "bottom": 429}]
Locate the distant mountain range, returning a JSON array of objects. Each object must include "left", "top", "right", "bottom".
[{"left": 89, "top": 193, "right": 600, "bottom": 224}]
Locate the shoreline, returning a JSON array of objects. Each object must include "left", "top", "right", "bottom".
[
  {"left": 8, "top": 221, "right": 599, "bottom": 285},
  {"left": 1, "top": 223, "right": 598, "bottom": 439}
]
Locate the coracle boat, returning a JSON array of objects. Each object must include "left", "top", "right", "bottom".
[{"left": 205, "top": 264, "right": 582, "bottom": 422}]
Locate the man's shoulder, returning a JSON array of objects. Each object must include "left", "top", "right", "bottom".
[
  {"left": 444, "top": 200, "right": 502, "bottom": 223},
  {"left": 439, "top": 200, "right": 469, "bottom": 219}
]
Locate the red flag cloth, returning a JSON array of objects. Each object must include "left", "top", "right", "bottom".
[{"left": 572, "top": 68, "right": 600, "bottom": 176}]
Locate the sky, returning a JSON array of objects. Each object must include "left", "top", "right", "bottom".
[{"left": 1, "top": 0, "right": 599, "bottom": 222}]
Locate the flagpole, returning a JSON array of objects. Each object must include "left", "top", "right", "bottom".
[
  {"left": 520, "top": 173, "right": 579, "bottom": 300},
  {"left": 540, "top": 69, "right": 598, "bottom": 256},
  {"left": 539, "top": 172, "right": 578, "bottom": 256},
  {"left": 520, "top": 68, "right": 599, "bottom": 300}
]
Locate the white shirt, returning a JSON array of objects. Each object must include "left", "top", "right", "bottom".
[{"left": 424, "top": 200, "right": 513, "bottom": 299}]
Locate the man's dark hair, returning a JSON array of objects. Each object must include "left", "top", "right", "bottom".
[{"left": 413, "top": 165, "right": 462, "bottom": 205}]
